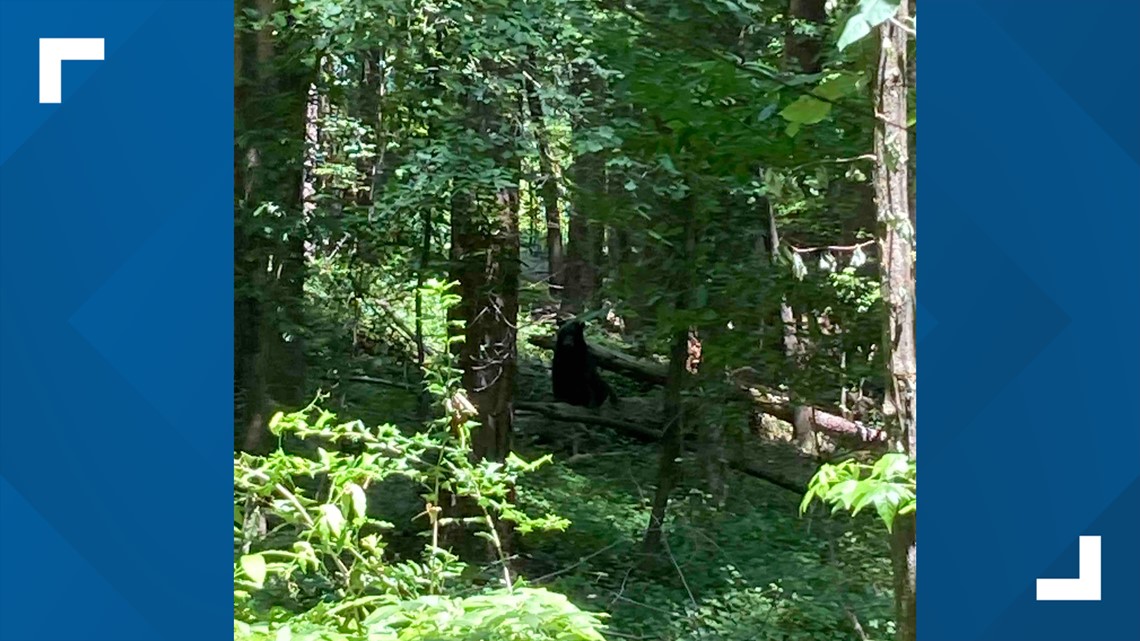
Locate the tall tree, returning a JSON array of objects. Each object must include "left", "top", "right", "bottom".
[
  {"left": 562, "top": 66, "right": 606, "bottom": 314},
  {"left": 873, "top": 2, "right": 916, "bottom": 639},
  {"left": 642, "top": 192, "right": 697, "bottom": 556},
  {"left": 234, "top": 0, "right": 313, "bottom": 452},
  {"left": 776, "top": 0, "right": 830, "bottom": 457},
  {"left": 523, "top": 50, "right": 565, "bottom": 295},
  {"left": 448, "top": 108, "right": 521, "bottom": 464}
]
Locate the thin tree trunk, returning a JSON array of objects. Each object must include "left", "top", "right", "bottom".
[
  {"left": 691, "top": 331, "right": 729, "bottom": 507},
  {"left": 301, "top": 70, "right": 320, "bottom": 229},
  {"left": 642, "top": 194, "right": 697, "bottom": 556},
  {"left": 414, "top": 207, "right": 432, "bottom": 418},
  {"left": 784, "top": 0, "right": 828, "bottom": 74},
  {"left": 767, "top": 204, "right": 818, "bottom": 456},
  {"left": 562, "top": 66, "right": 604, "bottom": 313},
  {"left": 642, "top": 327, "right": 692, "bottom": 556},
  {"left": 522, "top": 52, "right": 564, "bottom": 294},
  {"left": 874, "top": 2, "right": 916, "bottom": 639},
  {"left": 775, "top": 0, "right": 829, "bottom": 457}
]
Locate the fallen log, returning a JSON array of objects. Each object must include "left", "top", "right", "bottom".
[
  {"left": 527, "top": 334, "right": 886, "bottom": 443},
  {"left": 516, "top": 400, "right": 808, "bottom": 494},
  {"left": 528, "top": 334, "right": 667, "bottom": 384},
  {"left": 516, "top": 401, "right": 662, "bottom": 441}
]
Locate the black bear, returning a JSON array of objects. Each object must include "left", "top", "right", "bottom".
[{"left": 552, "top": 319, "right": 615, "bottom": 409}]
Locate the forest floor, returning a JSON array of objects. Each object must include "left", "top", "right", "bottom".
[{"left": 319, "top": 261, "right": 895, "bottom": 640}]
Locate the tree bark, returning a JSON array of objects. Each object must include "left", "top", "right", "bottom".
[
  {"left": 873, "top": 2, "right": 916, "bottom": 639},
  {"left": 449, "top": 185, "right": 519, "bottom": 463},
  {"left": 522, "top": 51, "right": 564, "bottom": 294},
  {"left": 447, "top": 55, "right": 521, "bottom": 465},
  {"left": 234, "top": 0, "right": 310, "bottom": 452},
  {"left": 642, "top": 328, "right": 692, "bottom": 556},
  {"left": 777, "top": 0, "right": 830, "bottom": 457},
  {"left": 784, "top": 0, "right": 828, "bottom": 74},
  {"left": 562, "top": 66, "right": 605, "bottom": 313}
]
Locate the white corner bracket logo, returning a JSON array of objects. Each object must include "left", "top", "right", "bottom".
[
  {"left": 1036, "top": 535, "right": 1101, "bottom": 601},
  {"left": 39, "top": 38, "right": 105, "bottom": 104}
]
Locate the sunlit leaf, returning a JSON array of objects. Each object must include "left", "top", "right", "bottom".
[
  {"left": 319, "top": 504, "right": 346, "bottom": 537},
  {"left": 240, "top": 553, "right": 267, "bottom": 588},
  {"left": 346, "top": 483, "right": 368, "bottom": 521},
  {"left": 838, "top": 0, "right": 902, "bottom": 51}
]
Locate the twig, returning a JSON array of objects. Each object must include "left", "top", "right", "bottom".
[
  {"left": 790, "top": 239, "right": 876, "bottom": 254},
  {"left": 531, "top": 540, "right": 626, "bottom": 584}
]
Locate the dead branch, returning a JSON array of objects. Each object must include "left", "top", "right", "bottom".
[{"left": 516, "top": 400, "right": 808, "bottom": 494}]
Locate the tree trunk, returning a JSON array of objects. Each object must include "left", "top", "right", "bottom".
[
  {"left": 767, "top": 203, "right": 819, "bottom": 457},
  {"left": 522, "top": 52, "right": 564, "bottom": 294},
  {"left": 301, "top": 70, "right": 320, "bottom": 228},
  {"left": 444, "top": 59, "right": 522, "bottom": 567},
  {"left": 784, "top": 0, "right": 828, "bottom": 74},
  {"left": 642, "top": 328, "right": 692, "bottom": 556},
  {"left": 873, "top": 2, "right": 916, "bottom": 640},
  {"left": 234, "top": 0, "right": 310, "bottom": 452},
  {"left": 446, "top": 180, "right": 519, "bottom": 565},
  {"left": 449, "top": 182, "right": 519, "bottom": 464},
  {"left": 642, "top": 194, "right": 698, "bottom": 556},
  {"left": 777, "top": 0, "right": 829, "bottom": 456},
  {"left": 562, "top": 66, "right": 605, "bottom": 314}
]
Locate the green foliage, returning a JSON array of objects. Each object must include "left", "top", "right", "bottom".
[
  {"left": 235, "top": 587, "right": 608, "bottom": 641},
  {"left": 235, "top": 280, "right": 598, "bottom": 637},
  {"left": 362, "top": 588, "right": 608, "bottom": 640},
  {"left": 236, "top": 0, "right": 913, "bottom": 639},
  {"left": 801, "top": 453, "right": 916, "bottom": 532},
  {"left": 514, "top": 441, "right": 895, "bottom": 641},
  {"left": 234, "top": 405, "right": 452, "bottom": 626},
  {"left": 838, "top": 0, "right": 902, "bottom": 51},
  {"left": 233, "top": 398, "right": 600, "bottom": 637}
]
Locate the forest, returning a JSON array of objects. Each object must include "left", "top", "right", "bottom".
[{"left": 233, "top": 0, "right": 916, "bottom": 640}]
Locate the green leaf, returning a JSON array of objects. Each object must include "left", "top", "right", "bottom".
[
  {"left": 876, "top": 496, "right": 899, "bottom": 531},
  {"left": 779, "top": 95, "right": 832, "bottom": 125},
  {"left": 240, "top": 553, "right": 267, "bottom": 588},
  {"left": 319, "top": 504, "right": 346, "bottom": 538},
  {"left": 346, "top": 483, "right": 367, "bottom": 521},
  {"left": 293, "top": 541, "right": 318, "bottom": 572},
  {"left": 813, "top": 72, "right": 863, "bottom": 102},
  {"left": 838, "top": 0, "right": 901, "bottom": 51}
]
